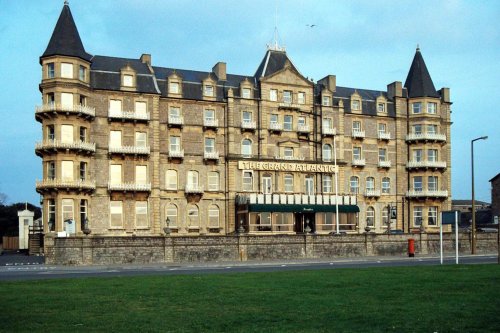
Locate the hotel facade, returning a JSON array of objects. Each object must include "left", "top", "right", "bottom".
[{"left": 36, "top": 3, "right": 452, "bottom": 237}]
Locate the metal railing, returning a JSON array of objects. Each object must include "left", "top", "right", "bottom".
[
  {"left": 352, "top": 158, "right": 366, "bottom": 166},
  {"left": 185, "top": 184, "right": 204, "bottom": 194},
  {"left": 378, "top": 160, "right": 391, "bottom": 168},
  {"left": 406, "top": 189, "right": 449, "bottom": 198},
  {"left": 378, "top": 132, "right": 391, "bottom": 140},
  {"left": 36, "top": 179, "right": 96, "bottom": 190},
  {"left": 203, "top": 119, "right": 219, "bottom": 127},
  {"left": 297, "top": 124, "right": 310, "bottom": 133},
  {"left": 108, "top": 109, "right": 150, "bottom": 121},
  {"left": 204, "top": 151, "right": 219, "bottom": 160},
  {"left": 109, "top": 145, "right": 150, "bottom": 155},
  {"left": 364, "top": 189, "right": 381, "bottom": 197},
  {"left": 406, "top": 160, "right": 447, "bottom": 169},
  {"left": 352, "top": 130, "right": 365, "bottom": 138},
  {"left": 322, "top": 127, "right": 337, "bottom": 136},
  {"left": 168, "top": 149, "right": 184, "bottom": 158},
  {"left": 269, "top": 122, "right": 283, "bottom": 131},
  {"left": 108, "top": 182, "right": 151, "bottom": 192},
  {"left": 241, "top": 120, "right": 256, "bottom": 129},
  {"left": 168, "top": 115, "right": 184, "bottom": 126},
  {"left": 406, "top": 133, "right": 447, "bottom": 142}
]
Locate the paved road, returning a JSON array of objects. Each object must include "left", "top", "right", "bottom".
[{"left": 0, "top": 254, "right": 497, "bottom": 281}]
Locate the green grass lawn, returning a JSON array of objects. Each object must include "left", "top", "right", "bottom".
[{"left": 1, "top": 265, "right": 499, "bottom": 333}]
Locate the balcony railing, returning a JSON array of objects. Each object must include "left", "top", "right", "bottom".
[
  {"left": 168, "top": 115, "right": 184, "bottom": 126},
  {"left": 185, "top": 184, "right": 204, "bottom": 194},
  {"left": 406, "top": 189, "right": 449, "bottom": 198},
  {"left": 241, "top": 120, "right": 256, "bottom": 130},
  {"left": 108, "top": 182, "right": 151, "bottom": 192},
  {"left": 278, "top": 102, "right": 301, "bottom": 110},
  {"left": 204, "top": 151, "right": 219, "bottom": 160},
  {"left": 364, "top": 189, "right": 381, "bottom": 197},
  {"left": 406, "top": 133, "right": 447, "bottom": 142},
  {"left": 352, "top": 158, "right": 366, "bottom": 166},
  {"left": 168, "top": 149, "right": 184, "bottom": 158},
  {"left": 237, "top": 193, "right": 357, "bottom": 206},
  {"left": 275, "top": 155, "right": 305, "bottom": 161},
  {"left": 378, "top": 160, "right": 391, "bottom": 168},
  {"left": 203, "top": 118, "right": 219, "bottom": 128},
  {"left": 269, "top": 122, "right": 283, "bottom": 131},
  {"left": 352, "top": 130, "right": 365, "bottom": 139},
  {"left": 297, "top": 124, "right": 310, "bottom": 133},
  {"left": 35, "top": 103, "right": 95, "bottom": 118},
  {"left": 35, "top": 140, "right": 96, "bottom": 154},
  {"left": 36, "top": 179, "right": 96, "bottom": 191},
  {"left": 109, "top": 145, "right": 150, "bottom": 155},
  {"left": 378, "top": 132, "right": 391, "bottom": 140},
  {"left": 322, "top": 127, "right": 337, "bottom": 136},
  {"left": 406, "top": 160, "right": 447, "bottom": 169},
  {"left": 108, "top": 109, "right": 150, "bottom": 121}
]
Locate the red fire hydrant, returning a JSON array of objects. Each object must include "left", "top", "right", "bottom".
[{"left": 408, "top": 238, "right": 415, "bottom": 257}]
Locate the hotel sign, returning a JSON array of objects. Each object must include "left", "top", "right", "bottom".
[{"left": 238, "top": 161, "right": 338, "bottom": 173}]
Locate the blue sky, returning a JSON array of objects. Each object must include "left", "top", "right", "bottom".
[{"left": 0, "top": 0, "right": 498, "bottom": 205}]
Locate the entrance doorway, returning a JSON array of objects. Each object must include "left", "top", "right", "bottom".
[{"left": 294, "top": 212, "right": 315, "bottom": 233}]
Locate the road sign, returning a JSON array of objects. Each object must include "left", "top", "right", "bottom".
[{"left": 442, "top": 210, "right": 460, "bottom": 225}]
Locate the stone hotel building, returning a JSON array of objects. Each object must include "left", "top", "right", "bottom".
[{"left": 36, "top": 3, "right": 452, "bottom": 237}]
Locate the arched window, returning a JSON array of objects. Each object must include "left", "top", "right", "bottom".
[
  {"left": 165, "top": 204, "right": 178, "bottom": 227},
  {"left": 208, "top": 205, "right": 219, "bottom": 228},
  {"left": 366, "top": 177, "right": 375, "bottom": 191},
  {"left": 366, "top": 206, "right": 375, "bottom": 227},
  {"left": 187, "top": 204, "right": 199, "bottom": 227},
  {"left": 243, "top": 171, "right": 253, "bottom": 191},
  {"left": 382, "top": 177, "right": 390, "bottom": 194},
  {"left": 322, "top": 144, "right": 332, "bottom": 162},
  {"left": 349, "top": 176, "right": 359, "bottom": 194},
  {"left": 166, "top": 170, "right": 178, "bottom": 190},
  {"left": 242, "top": 139, "right": 252, "bottom": 157},
  {"left": 186, "top": 170, "right": 199, "bottom": 191}
]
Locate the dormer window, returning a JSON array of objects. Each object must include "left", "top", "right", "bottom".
[
  {"left": 377, "top": 103, "right": 385, "bottom": 112},
  {"left": 270, "top": 89, "right": 278, "bottom": 102},
  {"left": 427, "top": 102, "right": 437, "bottom": 114},
  {"left": 169, "top": 82, "right": 179, "bottom": 94},
  {"left": 79, "top": 65, "right": 86, "bottom": 81},
  {"left": 412, "top": 102, "right": 422, "bottom": 114},
  {"left": 352, "top": 100, "right": 361, "bottom": 110},
  {"left": 123, "top": 74, "right": 134, "bottom": 87},
  {"left": 204, "top": 84, "right": 214, "bottom": 97},
  {"left": 322, "top": 96, "right": 330, "bottom": 106},
  {"left": 61, "top": 63, "right": 73, "bottom": 79},
  {"left": 47, "top": 63, "right": 55, "bottom": 79},
  {"left": 242, "top": 88, "right": 251, "bottom": 99}
]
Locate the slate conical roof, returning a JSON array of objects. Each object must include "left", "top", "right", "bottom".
[
  {"left": 404, "top": 47, "right": 439, "bottom": 98},
  {"left": 41, "top": 2, "right": 92, "bottom": 62}
]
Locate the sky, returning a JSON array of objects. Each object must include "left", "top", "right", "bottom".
[{"left": 0, "top": 0, "right": 498, "bottom": 205}]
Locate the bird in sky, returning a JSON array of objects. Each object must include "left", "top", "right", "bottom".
[{"left": 306, "top": 24, "right": 316, "bottom": 28}]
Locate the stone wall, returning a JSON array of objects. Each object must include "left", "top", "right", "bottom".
[{"left": 44, "top": 232, "right": 499, "bottom": 266}]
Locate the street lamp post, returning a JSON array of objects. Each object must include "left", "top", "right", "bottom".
[{"left": 471, "top": 136, "right": 488, "bottom": 254}]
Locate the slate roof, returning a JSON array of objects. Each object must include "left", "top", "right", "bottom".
[
  {"left": 404, "top": 48, "right": 439, "bottom": 98},
  {"left": 489, "top": 173, "right": 500, "bottom": 183},
  {"left": 254, "top": 49, "right": 301, "bottom": 78},
  {"left": 41, "top": 3, "right": 92, "bottom": 63},
  {"left": 452, "top": 200, "right": 490, "bottom": 206}
]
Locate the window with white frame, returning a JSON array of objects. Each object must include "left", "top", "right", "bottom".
[
  {"left": 79, "top": 95, "right": 87, "bottom": 106},
  {"left": 62, "top": 198, "right": 74, "bottom": 225},
  {"left": 61, "top": 161, "right": 74, "bottom": 181},
  {"left": 242, "top": 171, "right": 253, "bottom": 191},
  {"left": 48, "top": 199, "right": 56, "bottom": 228},
  {"left": 47, "top": 125, "right": 55, "bottom": 140},
  {"left": 109, "top": 99, "right": 122, "bottom": 112},
  {"left": 208, "top": 205, "right": 219, "bottom": 228},
  {"left": 135, "top": 101, "right": 147, "bottom": 117},
  {"left": 135, "top": 165, "right": 147, "bottom": 185},
  {"left": 169, "top": 106, "right": 181, "bottom": 119},
  {"left": 413, "top": 176, "right": 423, "bottom": 191},
  {"left": 366, "top": 177, "right": 375, "bottom": 191},
  {"left": 428, "top": 149, "right": 438, "bottom": 162},
  {"left": 270, "top": 89, "right": 278, "bottom": 101},
  {"left": 377, "top": 103, "right": 386, "bottom": 113},
  {"left": 382, "top": 177, "right": 390, "bottom": 194},
  {"left": 80, "top": 199, "right": 88, "bottom": 229},
  {"left": 47, "top": 63, "right": 55, "bottom": 78},
  {"left": 205, "top": 137, "right": 215, "bottom": 153},
  {"left": 323, "top": 118, "right": 333, "bottom": 130},
  {"left": 283, "top": 147, "right": 294, "bottom": 159},
  {"left": 61, "top": 125, "right": 74, "bottom": 143},
  {"left": 204, "top": 109, "right": 215, "bottom": 122},
  {"left": 204, "top": 84, "right": 214, "bottom": 97},
  {"left": 412, "top": 124, "right": 422, "bottom": 134},
  {"left": 322, "top": 95, "right": 330, "bottom": 106},
  {"left": 47, "top": 93, "right": 55, "bottom": 105},
  {"left": 61, "top": 92, "right": 73, "bottom": 108},
  {"left": 323, "top": 144, "right": 332, "bottom": 162},
  {"left": 427, "top": 102, "right": 437, "bottom": 114},
  {"left": 353, "top": 147, "right": 362, "bottom": 160},
  {"left": 305, "top": 175, "right": 314, "bottom": 195},
  {"left": 241, "top": 139, "right": 252, "bottom": 157},
  {"left": 242, "top": 88, "right": 251, "bottom": 99},
  {"left": 323, "top": 175, "right": 332, "bottom": 193},
  {"left": 283, "top": 90, "right": 292, "bottom": 103},
  {"left": 79, "top": 162, "right": 87, "bottom": 181},
  {"left": 379, "top": 148, "right": 387, "bottom": 162},
  {"left": 284, "top": 174, "right": 294, "bottom": 192},
  {"left": 135, "top": 201, "right": 148, "bottom": 228},
  {"left": 262, "top": 174, "right": 272, "bottom": 194},
  {"left": 428, "top": 176, "right": 438, "bottom": 191},
  {"left": 242, "top": 111, "right": 252, "bottom": 123},
  {"left": 110, "top": 201, "right": 123, "bottom": 228},
  {"left": 109, "top": 164, "right": 122, "bottom": 184},
  {"left": 135, "top": 132, "right": 147, "bottom": 147},
  {"left": 298, "top": 116, "right": 306, "bottom": 127},
  {"left": 350, "top": 176, "right": 359, "bottom": 194},
  {"left": 47, "top": 161, "right": 56, "bottom": 180},
  {"left": 61, "top": 63, "right": 73, "bottom": 79},
  {"left": 366, "top": 206, "right": 375, "bottom": 227},
  {"left": 352, "top": 99, "right": 361, "bottom": 110},
  {"left": 413, "top": 149, "right": 423, "bottom": 161},
  {"left": 208, "top": 172, "right": 219, "bottom": 191},
  {"left": 166, "top": 204, "right": 178, "bottom": 227},
  {"left": 123, "top": 74, "right": 134, "bottom": 87},
  {"left": 109, "top": 130, "right": 122, "bottom": 148},
  {"left": 187, "top": 205, "right": 199, "bottom": 227},
  {"left": 428, "top": 207, "right": 438, "bottom": 226},
  {"left": 165, "top": 170, "right": 178, "bottom": 190},
  {"left": 413, "top": 207, "right": 423, "bottom": 226},
  {"left": 187, "top": 171, "right": 199, "bottom": 188},
  {"left": 298, "top": 92, "right": 305, "bottom": 104},
  {"left": 378, "top": 123, "right": 387, "bottom": 135},
  {"left": 79, "top": 65, "right": 86, "bottom": 81},
  {"left": 169, "top": 136, "right": 180, "bottom": 152},
  {"left": 169, "top": 82, "right": 179, "bottom": 94},
  {"left": 427, "top": 124, "right": 438, "bottom": 134},
  {"left": 79, "top": 127, "right": 87, "bottom": 142},
  {"left": 352, "top": 121, "right": 362, "bottom": 133},
  {"left": 284, "top": 115, "right": 293, "bottom": 131},
  {"left": 382, "top": 207, "right": 389, "bottom": 226},
  {"left": 412, "top": 102, "right": 422, "bottom": 114},
  {"left": 270, "top": 114, "right": 278, "bottom": 126}
]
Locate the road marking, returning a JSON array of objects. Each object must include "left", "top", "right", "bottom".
[{"left": 281, "top": 265, "right": 287, "bottom": 267}]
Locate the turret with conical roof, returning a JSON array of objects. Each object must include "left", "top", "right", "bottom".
[
  {"left": 404, "top": 47, "right": 439, "bottom": 98},
  {"left": 40, "top": 1, "right": 92, "bottom": 63}
]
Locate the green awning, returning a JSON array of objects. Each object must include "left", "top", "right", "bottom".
[{"left": 247, "top": 204, "right": 359, "bottom": 213}]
